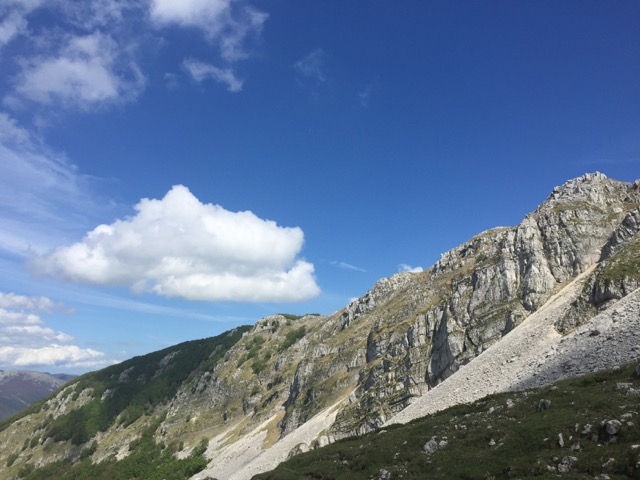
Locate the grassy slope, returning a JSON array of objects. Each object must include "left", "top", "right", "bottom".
[{"left": 255, "top": 362, "right": 640, "bottom": 480}]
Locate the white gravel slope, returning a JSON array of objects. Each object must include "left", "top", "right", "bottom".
[{"left": 194, "top": 395, "right": 349, "bottom": 480}]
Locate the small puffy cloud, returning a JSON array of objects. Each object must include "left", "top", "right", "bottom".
[
  {"left": 398, "top": 263, "right": 423, "bottom": 273},
  {"left": 294, "top": 48, "right": 327, "bottom": 82},
  {"left": 150, "top": 0, "right": 231, "bottom": 32},
  {"left": 31, "top": 185, "right": 321, "bottom": 302},
  {"left": 0, "top": 292, "right": 106, "bottom": 369},
  {"left": 150, "top": 0, "right": 267, "bottom": 61},
  {"left": 10, "top": 32, "right": 145, "bottom": 109},
  {"left": 183, "top": 58, "right": 243, "bottom": 92},
  {"left": 0, "top": 292, "right": 58, "bottom": 312}
]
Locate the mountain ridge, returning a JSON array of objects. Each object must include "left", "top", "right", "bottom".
[
  {"left": 0, "top": 370, "right": 75, "bottom": 420},
  {"left": 1, "top": 172, "right": 639, "bottom": 480}
]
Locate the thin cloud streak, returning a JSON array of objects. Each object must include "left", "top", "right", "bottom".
[{"left": 330, "top": 260, "right": 366, "bottom": 272}]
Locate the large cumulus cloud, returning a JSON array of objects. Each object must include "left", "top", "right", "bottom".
[{"left": 31, "top": 185, "right": 320, "bottom": 302}]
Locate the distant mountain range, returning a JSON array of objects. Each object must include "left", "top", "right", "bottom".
[
  {"left": 0, "top": 172, "right": 639, "bottom": 480},
  {"left": 0, "top": 370, "right": 75, "bottom": 420}
]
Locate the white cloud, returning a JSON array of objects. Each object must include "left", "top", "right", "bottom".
[
  {"left": 294, "top": 48, "right": 327, "bottom": 82},
  {"left": 0, "top": 0, "right": 41, "bottom": 51},
  {"left": 398, "top": 263, "right": 423, "bottom": 273},
  {"left": 183, "top": 58, "right": 243, "bottom": 92},
  {"left": 330, "top": 261, "right": 366, "bottom": 272},
  {"left": 150, "top": 0, "right": 267, "bottom": 61},
  {"left": 31, "top": 185, "right": 321, "bottom": 302},
  {"left": 0, "top": 292, "right": 58, "bottom": 312},
  {"left": 0, "top": 292, "right": 106, "bottom": 369},
  {"left": 217, "top": 6, "right": 268, "bottom": 62},
  {"left": 0, "top": 11, "right": 27, "bottom": 49},
  {"left": 10, "top": 32, "right": 145, "bottom": 109},
  {"left": 0, "top": 345, "right": 104, "bottom": 368},
  {"left": 0, "top": 112, "right": 110, "bottom": 256},
  {"left": 56, "top": 0, "right": 145, "bottom": 30}
]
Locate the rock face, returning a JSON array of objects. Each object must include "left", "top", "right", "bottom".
[{"left": 1, "top": 173, "right": 640, "bottom": 480}]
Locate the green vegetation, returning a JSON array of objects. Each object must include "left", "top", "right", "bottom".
[
  {"left": 600, "top": 235, "right": 640, "bottom": 282},
  {"left": 255, "top": 362, "right": 640, "bottom": 480},
  {"left": 280, "top": 326, "right": 306, "bottom": 351},
  {"left": 21, "top": 416, "right": 208, "bottom": 480},
  {"left": 5, "top": 453, "right": 19, "bottom": 467}
]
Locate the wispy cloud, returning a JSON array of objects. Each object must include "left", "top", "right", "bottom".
[
  {"left": 183, "top": 58, "right": 243, "bottom": 92},
  {"left": 31, "top": 185, "right": 320, "bottom": 302},
  {"left": 358, "top": 79, "right": 380, "bottom": 108},
  {"left": 294, "top": 48, "right": 327, "bottom": 83},
  {"left": 150, "top": 0, "right": 267, "bottom": 62},
  {"left": 0, "top": 112, "right": 112, "bottom": 257},
  {"left": 330, "top": 260, "right": 366, "bottom": 272}
]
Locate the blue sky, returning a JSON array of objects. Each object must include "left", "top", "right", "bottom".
[{"left": 0, "top": 0, "right": 638, "bottom": 373}]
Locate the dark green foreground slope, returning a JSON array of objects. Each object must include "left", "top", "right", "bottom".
[{"left": 256, "top": 362, "right": 640, "bottom": 480}]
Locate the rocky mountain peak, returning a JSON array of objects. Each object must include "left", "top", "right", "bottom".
[{"left": 539, "top": 171, "right": 634, "bottom": 212}]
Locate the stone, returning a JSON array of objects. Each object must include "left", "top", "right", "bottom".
[
  {"left": 423, "top": 437, "right": 439, "bottom": 456},
  {"left": 557, "top": 456, "right": 577, "bottom": 473},
  {"left": 378, "top": 468, "right": 392, "bottom": 480},
  {"left": 604, "top": 420, "right": 622, "bottom": 436},
  {"left": 537, "top": 399, "right": 552, "bottom": 411}
]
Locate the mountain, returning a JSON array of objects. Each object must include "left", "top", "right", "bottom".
[
  {"left": 0, "top": 371, "right": 75, "bottom": 420},
  {"left": 0, "top": 172, "right": 639, "bottom": 480}
]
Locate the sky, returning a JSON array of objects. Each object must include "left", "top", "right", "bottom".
[{"left": 0, "top": 0, "right": 638, "bottom": 374}]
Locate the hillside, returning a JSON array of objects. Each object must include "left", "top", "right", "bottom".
[
  {"left": 0, "top": 371, "right": 74, "bottom": 420},
  {"left": 0, "top": 172, "right": 639, "bottom": 480}
]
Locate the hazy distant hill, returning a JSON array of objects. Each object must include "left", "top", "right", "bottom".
[
  {"left": 0, "top": 370, "right": 75, "bottom": 420},
  {"left": 1, "top": 173, "right": 639, "bottom": 480}
]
